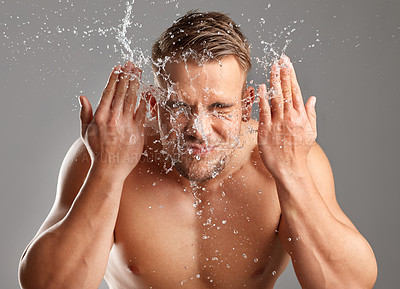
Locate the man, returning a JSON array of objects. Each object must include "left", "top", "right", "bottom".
[{"left": 19, "top": 11, "right": 377, "bottom": 289}]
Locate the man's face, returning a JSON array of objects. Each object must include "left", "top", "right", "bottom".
[{"left": 154, "top": 55, "right": 249, "bottom": 183}]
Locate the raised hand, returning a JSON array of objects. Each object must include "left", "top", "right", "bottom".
[
  {"left": 257, "top": 55, "right": 317, "bottom": 177},
  {"left": 78, "top": 61, "right": 146, "bottom": 178}
]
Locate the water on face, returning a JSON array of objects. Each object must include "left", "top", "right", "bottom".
[
  {"left": 110, "top": 6, "right": 297, "bottom": 285},
  {"left": 3, "top": 1, "right": 354, "bottom": 286}
]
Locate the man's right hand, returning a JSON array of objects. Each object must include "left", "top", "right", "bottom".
[{"left": 79, "top": 61, "right": 146, "bottom": 178}]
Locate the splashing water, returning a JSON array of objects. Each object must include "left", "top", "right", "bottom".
[{"left": 3, "top": 0, "right": 325, "bottom": 203}]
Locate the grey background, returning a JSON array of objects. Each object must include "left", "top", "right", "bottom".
[{"left": 1, "top": 0, "right": 399, "bottom": 288}]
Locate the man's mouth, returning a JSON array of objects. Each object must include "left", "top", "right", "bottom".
[{"left": 184, "top": 143, "right": 215, "bottom": 156}]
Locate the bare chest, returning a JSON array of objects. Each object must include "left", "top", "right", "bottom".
[{"left": 105, "top": 174, "right": 288, "bottom": 289}]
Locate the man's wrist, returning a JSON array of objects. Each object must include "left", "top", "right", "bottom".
[
  {"left": 88, "top": 162, "right": 130, "bottom": 184},
  {"left": 271, "top": 160, "right": 309, "bottom": 180},
  {"left": 270, "top": 161, "right": 314, "bottom": 195}
]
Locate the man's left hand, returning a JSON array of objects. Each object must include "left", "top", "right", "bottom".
[{"left": 257, "top": 55, "right": 317, "bottom": 177}]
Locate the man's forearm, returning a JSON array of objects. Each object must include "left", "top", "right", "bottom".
[
  {"left": 19, "top": 165, "right": 125, "bottom": 289},
  {"left": 274, "top": 168, "right": 377, "bottom": 289}
]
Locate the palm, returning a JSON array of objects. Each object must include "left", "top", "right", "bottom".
[
  {"left": 79, "top": 62, "right": 146, "bottom": 177},
  {"left": 257, "top": 56, "right": 317, "bottom": 176}
]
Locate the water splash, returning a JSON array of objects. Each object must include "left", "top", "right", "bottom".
[{"left": 2, "top": 0, "right": 330, "bottom": 208}]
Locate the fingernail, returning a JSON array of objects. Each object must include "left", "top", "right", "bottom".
[
  {"left": 281, "top": 55, "right": 290, "bottom": 65},
  {"left": 114, "top": 65, "right": 122, "bottom": 73},
  {"left": 78, "top": 96, "right": 83, "bottom": 107},
  {"left": 312, "top": 97, "right": 316, "bottom": 107},
  {"left": 258, "top": 84, "right": 266, "bottom": 98}
]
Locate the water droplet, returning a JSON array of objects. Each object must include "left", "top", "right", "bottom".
[
  {"left": 272, "top": 270, "right": 277, "bottom": 276},
  {"left": 254, "top": 258, "right": 259, "bottom": 262}
]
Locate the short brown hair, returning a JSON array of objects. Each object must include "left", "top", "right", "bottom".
[{"left": 151, "top": 10, "right": 251, "bottom": 73}]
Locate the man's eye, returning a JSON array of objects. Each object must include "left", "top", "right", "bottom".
[
  {"left": 168, "top": 101, "right": 187, "bottom": 109},
  {"left": 211, "top": 102, "right": 233, "bottom": 109}
]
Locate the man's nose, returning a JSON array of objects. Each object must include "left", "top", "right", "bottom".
[{"left": 184, "top": 111, "right": 211, "bottom": 140}]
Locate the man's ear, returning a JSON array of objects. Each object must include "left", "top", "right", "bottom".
[{"left": 241, "top": 86, "right": 255, "bottom": 122}]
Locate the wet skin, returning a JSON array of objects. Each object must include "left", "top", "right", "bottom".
[
  {"left": 19, "top": 55, "right": 376, "bottom": 289},
  {"left": 104, "top": 121, "right": 290, "bottom": 288},
  {"left": 104, "top": 56, "right": 292, "bottom": 288}
]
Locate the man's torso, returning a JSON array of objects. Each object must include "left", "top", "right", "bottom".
[{"left": 104, "top": 121, "right": 290, "bottom": 289}]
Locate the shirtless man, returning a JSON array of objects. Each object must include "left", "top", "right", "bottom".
[{"left": 19, "top": 11, "right": 377, "bottom": 289}]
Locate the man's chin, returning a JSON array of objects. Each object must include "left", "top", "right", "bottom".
[
  {"left": 175, "top": 165, "right": 217, "bottom": 183},
  {"left": 173, "top": 153, "right": 229, "bottom": 184}
]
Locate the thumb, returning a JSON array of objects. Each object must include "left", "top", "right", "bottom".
[
  {"left": 78, "top": 95, "right": 93, "bottom": 137},
  {"left": 305, "top": 96, "right": 317, "bottom": 131},
  {"left": 134, "top": 98, "right": 147, "bottom": 125}
]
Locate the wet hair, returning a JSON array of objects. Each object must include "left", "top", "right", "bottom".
[{"left": 151, "top": 10, "right": 252, "bottom": 74}]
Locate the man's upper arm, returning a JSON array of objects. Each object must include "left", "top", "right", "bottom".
[
  {"left": 306, "top": 142, "right": 358, "bottom": 232},
  {"left": 33, "top": 138, "right": 91, "bottom": 239}
]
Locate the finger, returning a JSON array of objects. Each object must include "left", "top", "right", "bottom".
[
  {"left": 79, "top": 95, "right": 93, "bottom": 137},
  {"left": 269, "top": 61, "right": 284, "bottom": 119},
  {"left": 289, "top": 61, "right": 304, "bottom": 111},
  {"left": 134, "top": 98, "right": 147, "bottom": 125},
  {"left": 305, "top": 96, "right": 317, "bottom": 132},
  {"left": 97, "top": 65, "right": 122, "bottom": 114},
  {"left": 112, "top": 61, "right": 133, "bottom": 114},
  {"left": 258, "top": 84, "right": 271, "bottom": 126},
  {"left": 124, "top": 66, "right": 142, "bottom": 116},
  {"left": 279, "top": 55, "right": 293, "bottom": 113}
]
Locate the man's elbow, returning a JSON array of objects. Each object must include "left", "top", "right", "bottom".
[
  {"left": 18, "top": 244, "right": 62, "bottom": 289},
  {"left": 19, "top": 256, "right": 40, "bottom": 289},
  {"left": 19, "top": 255, "right": 50, "bottom": 289},
  {"left": 338, "top": 255, "right": 378, "bottom": 289},
  {"left": 362, "top": 257, "right": 378, "bottom": 289},
  {"left": 358, "top": 241, "right": 378, "bottom": 289}
]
